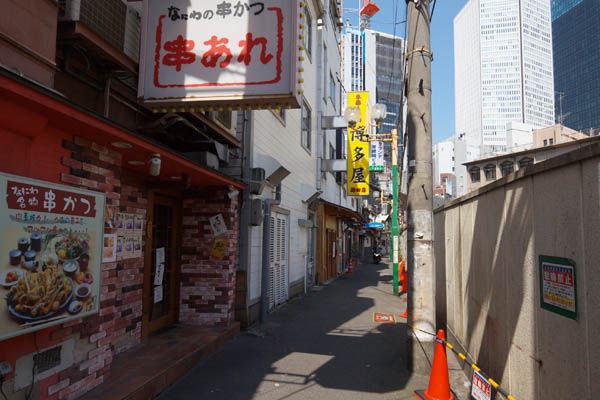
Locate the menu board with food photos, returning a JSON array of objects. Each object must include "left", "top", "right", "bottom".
[{"left": 0, "top": 172, "right": 105, "bottom": 341}]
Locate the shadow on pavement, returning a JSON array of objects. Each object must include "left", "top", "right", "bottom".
[{"left": 157, "top": 260, "right": 413, "bottom": 399}]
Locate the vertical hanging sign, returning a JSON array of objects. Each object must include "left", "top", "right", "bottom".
[
  {"left": 347, "top": 91, "right": 370, "bottom": 195},
  {"left": 369, "top": 140, "right": 384, "bottom": 171}
]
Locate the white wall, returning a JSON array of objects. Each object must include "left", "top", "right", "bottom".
[
  {"left": 454, "top": 134, "right": 481, "bottom": 197},
  {"left": 248, "top": 0, "right": 351, "bottom": 302},
  {"left": 506, "top": 121, "right": 534, "bottom": 152},
  {"left": 454, "top": 0, "right": 482, "bottom": 153},
  {"left": 433, "top": 137, "right": 455, "bottom": 186}
]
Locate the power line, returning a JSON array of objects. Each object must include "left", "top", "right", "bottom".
[
  {"left": 430, "top": 0, "right": 437, "bottom": 21},
  {"left": 394, "top": 2, "right": 409, "bottom": 131}
]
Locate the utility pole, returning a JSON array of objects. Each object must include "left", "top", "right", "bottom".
[{"left": 405, "top": 0, "right": 435, "bottom": 374}]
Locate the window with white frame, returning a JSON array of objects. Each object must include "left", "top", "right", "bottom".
[
  {"left": 304, "top": 5, "right": 312, "bottom": 58},
  {"left": 301, "top": 100, "right": 312, "bottom": 151},
  {"left": 330, "top": 72, "right": 336, "bottom": 109},
  {"left": 323, "top": 43, "right": 328, "bottom": 103}
]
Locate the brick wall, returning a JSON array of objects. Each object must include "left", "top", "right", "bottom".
[
  {"left": 37, "top": 136, "right": 146, "bottom": 400},
  {"left": 180, "top": 189, "right": 238, "bottom": 327}
]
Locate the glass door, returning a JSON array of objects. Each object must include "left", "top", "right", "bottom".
[{"left": 143, "top": 193, "right": 180, "bottom": 337}]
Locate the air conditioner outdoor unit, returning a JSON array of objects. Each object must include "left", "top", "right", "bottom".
[
  {"left": 209, "top": 111, "right": 238, "bottom": 138},
  {"left": 58, "top": 0, "right": 141, "bottom": 62},
  {"left": 250, "top": 199, "right": 264, "bottom": 226}
]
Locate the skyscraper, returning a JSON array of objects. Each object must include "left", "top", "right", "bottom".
[
  {"left": 341, "top": 26, "right": 405, "bottom": 159},
  {"left": 453, "top": 0, "right": 555, "bottom": 195},
  {"left": 552, "top": 0, "right": 600, "bottom": 133}
]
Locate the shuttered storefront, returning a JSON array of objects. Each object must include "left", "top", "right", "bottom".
[{"left": 269, "top": 212, "right": 289, "bottom": 309}]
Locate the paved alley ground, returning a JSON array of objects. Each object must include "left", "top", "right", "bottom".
[{"left": 157, "top": 259, "right": 472, "bottom": 399}]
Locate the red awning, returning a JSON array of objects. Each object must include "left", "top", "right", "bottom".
[{"left": 0, "top": 72, "right": 244, "bottom": 190}]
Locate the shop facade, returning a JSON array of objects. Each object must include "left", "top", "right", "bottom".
[
  {"left": 0, "top": 0, "right": 244, "bottom": 393},
  {"left": 0, "top": 70, "right": 243, "bottom": 399},
  {"left": 314, "top": 200, "right": 363, "bottom": 284}
]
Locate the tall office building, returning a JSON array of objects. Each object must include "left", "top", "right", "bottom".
[
  {"left": 552, "top": 0, "right": 600, "bottom": 133},
  {"left": 453, "top": 0, "right": 555, "bottom": 195},
  {"left": 341, "top": 26, "right": 405, "bottom": 158}
]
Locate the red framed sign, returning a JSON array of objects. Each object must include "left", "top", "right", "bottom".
[
  {"left": 139, "top": 0, "right": 302, "bottom": 109},
  {"left": 0, "top": 173, "right": 105, "bottom": 341}
]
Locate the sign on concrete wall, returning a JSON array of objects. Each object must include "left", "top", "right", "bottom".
[
  {"left": 539, "top": 255, "right": 577, "bottom": 320},
  {"left": 0, "top": 173, "right": 105, "bottom": 341},
  {"left": 347, "top": 91, "right": 370, "bottom": 195},
  {"left": 139, "top": 0, "right": 302, "bottom": 109},
  {"left": 471, "top": 370, "right": 492, "bottom": 400}
]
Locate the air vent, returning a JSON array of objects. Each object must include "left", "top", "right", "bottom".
[
  {"left": 34, "top": 346, "right": 62, "bottom": 375},
  {"left": 15, "top": 339, "right": 75, "bottom": 391}
]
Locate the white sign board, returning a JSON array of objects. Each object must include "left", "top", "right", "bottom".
[
  {"left": 471, "top": 371, "right": 492, "bottom": 400},
  {"left": 139, "top": 0, "right": 301, "bottom": 109},
  {"left": 209, "top": 214, "right": 228, "bottom": 236},
  {"left": 154, "top": 284, "right": 163, "bottom": 303},
  {"left": 369, "top": 140, "right": 384, "bottom": 171}
]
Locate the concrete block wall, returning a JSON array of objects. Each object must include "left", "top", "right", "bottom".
[
  {"left": 180, "top": 189, "right": 239, "bottom": 327},
  {"left": 434, "top": 145, "right": 600, "bottom": 399}
]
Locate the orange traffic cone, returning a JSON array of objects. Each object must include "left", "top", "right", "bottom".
[
  {"left": 399, "top": 304, "right": 407, "bottom": 318},
  {"left": 414, "top": 330, "right": 456, "bottom": 400},
  {"left": 348, "top": 259, "right": 354, "bottom": 274},
  {"left": 399, "top": 261, "right": 407, "bottom": 292}
]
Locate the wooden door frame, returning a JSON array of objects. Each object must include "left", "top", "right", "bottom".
[{"left": 141, "top": 189, "right": 183, "bottom": 340}]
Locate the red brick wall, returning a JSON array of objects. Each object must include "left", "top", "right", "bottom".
[
  {"left": 0, "top": 135, "right": 146, "bottom": 400},
  {"left": 180, "top": 190, "right": 238, "bottom": 326},
  {"left": 44, "top": 137, "right": 147, "bottom": 400}
]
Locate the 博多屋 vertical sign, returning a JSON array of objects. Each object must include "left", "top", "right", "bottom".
[
  {"left": 139, "top": 0, "right": 302, "bottom": 109},
  {"left": 347, "top": 91, "right": 370, "bottom": 195},
  {"left": 0, "top": 173, "right": 105, "bottom": 341},
  {"left": 539, "top": 255, "right": 577, "bottom": 320}
]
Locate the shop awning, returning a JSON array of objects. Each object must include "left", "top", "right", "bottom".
[
  {"left": 319, "top": 199, "right": 365, "bottom": 223},
  {"left": 0, "top": 70, "right": 244, "bottom": 190}
]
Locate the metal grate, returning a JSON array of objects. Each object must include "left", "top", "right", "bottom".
[{"left": 33, "top": 346, "right": 61, "bottom": 375}]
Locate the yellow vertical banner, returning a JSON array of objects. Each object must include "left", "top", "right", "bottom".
[{"left": 347, "top": 91, "right": 370, "bottom": 196}]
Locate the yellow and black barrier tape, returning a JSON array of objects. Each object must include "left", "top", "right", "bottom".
[{"left": 408, "top": 324, "right": 517, "bottom": 400}]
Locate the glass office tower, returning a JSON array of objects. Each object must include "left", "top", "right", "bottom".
[{"left": 552, "top": 0, "right": 600, "bottom": 132}]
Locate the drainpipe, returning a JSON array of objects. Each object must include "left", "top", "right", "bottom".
[
  {"left": 260, "top": 198, "right": 271, "bottom": 324},
  {"left": 316, "top": 11, "right": 324, "bottom": 192},
  {"left": 103, "top": 75, "right": 111, "bottom": 118},
  {"left": 239, "top": 110, "right": 253, "bottom": 273}
]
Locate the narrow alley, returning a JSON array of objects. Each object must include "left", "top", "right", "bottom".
[{"left": 157, "top": 259, "right": 471, "bottom": 400}]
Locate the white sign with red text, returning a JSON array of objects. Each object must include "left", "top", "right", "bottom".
[
  {"left": 139, "top": 0, "right": 301, "bottom": 108},
  {"left": 471, "top": 370, "right": 492, "bottom": 400}
]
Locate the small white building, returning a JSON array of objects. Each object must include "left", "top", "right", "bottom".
[{"left": 236, "top": 0, "right": 361, "bottom": 326}]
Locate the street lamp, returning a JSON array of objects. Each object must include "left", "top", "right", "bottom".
[
  {"left": 371, "top": 103, "right": 387, "bottom": 126},
  {"left": 344, "top": 102, "right": 401, "bottom": 295},
  {"left": 343, "top": 106, "right": 361, "bottom": 128}
]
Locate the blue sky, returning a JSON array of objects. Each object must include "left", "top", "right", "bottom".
[{"left": 344, "top": 0, "right": 469, "bottom": 144}]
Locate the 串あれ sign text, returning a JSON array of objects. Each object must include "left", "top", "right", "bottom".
[{"left": 139, "top": 0, "right": 302, "bottom": 108}]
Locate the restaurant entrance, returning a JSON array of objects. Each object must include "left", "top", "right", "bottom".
[{"left": 142, "top": 192, "right": 181, "bottom": 338}]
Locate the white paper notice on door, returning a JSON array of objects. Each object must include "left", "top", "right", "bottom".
[
  {"left": 209, "top": 213, "right": 228, "bottom": 236},
  {"left": 154, "top": 285, "right": 163, "bottom": 303},
  {"left": 156, "top": 247, "right": 165, "bottom": 266},
  {"left": 154, "top": 263, "right": 164, "bottom": 286}
]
